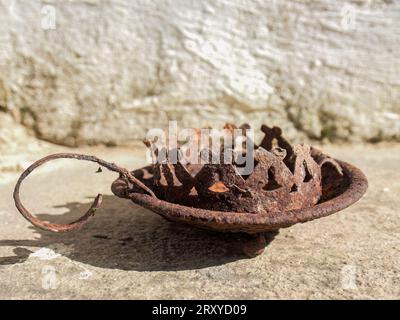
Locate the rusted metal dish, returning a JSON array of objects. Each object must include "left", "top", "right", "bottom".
[
  {"left": 13, "top": 124, "right": 368, "bottom": 257},
  {"left": 111, "top": 159, "right": 367, "bottom": 234}
]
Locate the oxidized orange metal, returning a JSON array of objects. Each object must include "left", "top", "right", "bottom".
[{"left": 13, "top": 124, "right": 368, "bottom": 257}]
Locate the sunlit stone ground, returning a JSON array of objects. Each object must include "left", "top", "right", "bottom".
[{"left": 0, "top": 143, "right": 399, "bottom": 299}]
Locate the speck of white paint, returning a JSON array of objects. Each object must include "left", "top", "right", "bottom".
[
  {"left": 383, "top": 188, "right": 390, "bottom": 192},
  {"left": 383, "top": 112, "right": 399, "bottom": 120},
  {"left": 79, "top": 270, "right": 93, "bottom": 280},
  {"left": 315, "top": 59, "right": 322, "bottom": 67},
  {"left": 30, "top": 248, "right": 61, "bottom": 261}
]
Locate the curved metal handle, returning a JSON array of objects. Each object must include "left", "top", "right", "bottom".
[{"left": 13, "top": 153, "right": 156, "bottom": 233}]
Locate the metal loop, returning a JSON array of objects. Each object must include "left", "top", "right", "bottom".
[{"left": 13, "top": 153, "right": 156, "bottom": 233}]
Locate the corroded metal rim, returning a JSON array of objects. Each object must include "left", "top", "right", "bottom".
[{"left": 112, "top": 159, "right": 368, "bottom": 234}]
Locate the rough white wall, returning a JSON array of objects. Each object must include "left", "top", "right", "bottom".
[{"left": 0, "top": 0, "right": 399, "bottom": 146}]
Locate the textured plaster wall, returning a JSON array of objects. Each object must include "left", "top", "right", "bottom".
[{"left": 0, "top": 0, "right": 399, "bottom": 146}]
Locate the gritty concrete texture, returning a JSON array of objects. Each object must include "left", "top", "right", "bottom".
[
  {"left": 0, "top": 143, "right": 399, "bottom": 299},
  {"left": 0, "top": 0, "right": 400, "bottom": 146}
]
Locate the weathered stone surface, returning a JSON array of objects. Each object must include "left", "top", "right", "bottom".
[
  {"left": 0, "top": 112, "right": 54, "bottom": 183},
  {"left": 0, "top": 0, "right": 399, "bottom": 146},
  {"left": 0, "top": 143, "right": 399, "bottom": 299}
]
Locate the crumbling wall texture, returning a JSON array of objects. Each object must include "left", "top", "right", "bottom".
[{"left": 0, "top": 0, "right": 399, "bottom": 146}]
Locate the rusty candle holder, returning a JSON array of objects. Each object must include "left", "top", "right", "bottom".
[{"left": 13, "top": 124, "right": 368, "bottom": 257}]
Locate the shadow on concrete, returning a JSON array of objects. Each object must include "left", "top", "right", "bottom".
[{"left": 0, "top": 195, "right": 278, "bottom": 271}]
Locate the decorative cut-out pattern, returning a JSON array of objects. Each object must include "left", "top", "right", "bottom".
[{"left": 143, "top": 124, "right": 342, "bottom": 214}]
